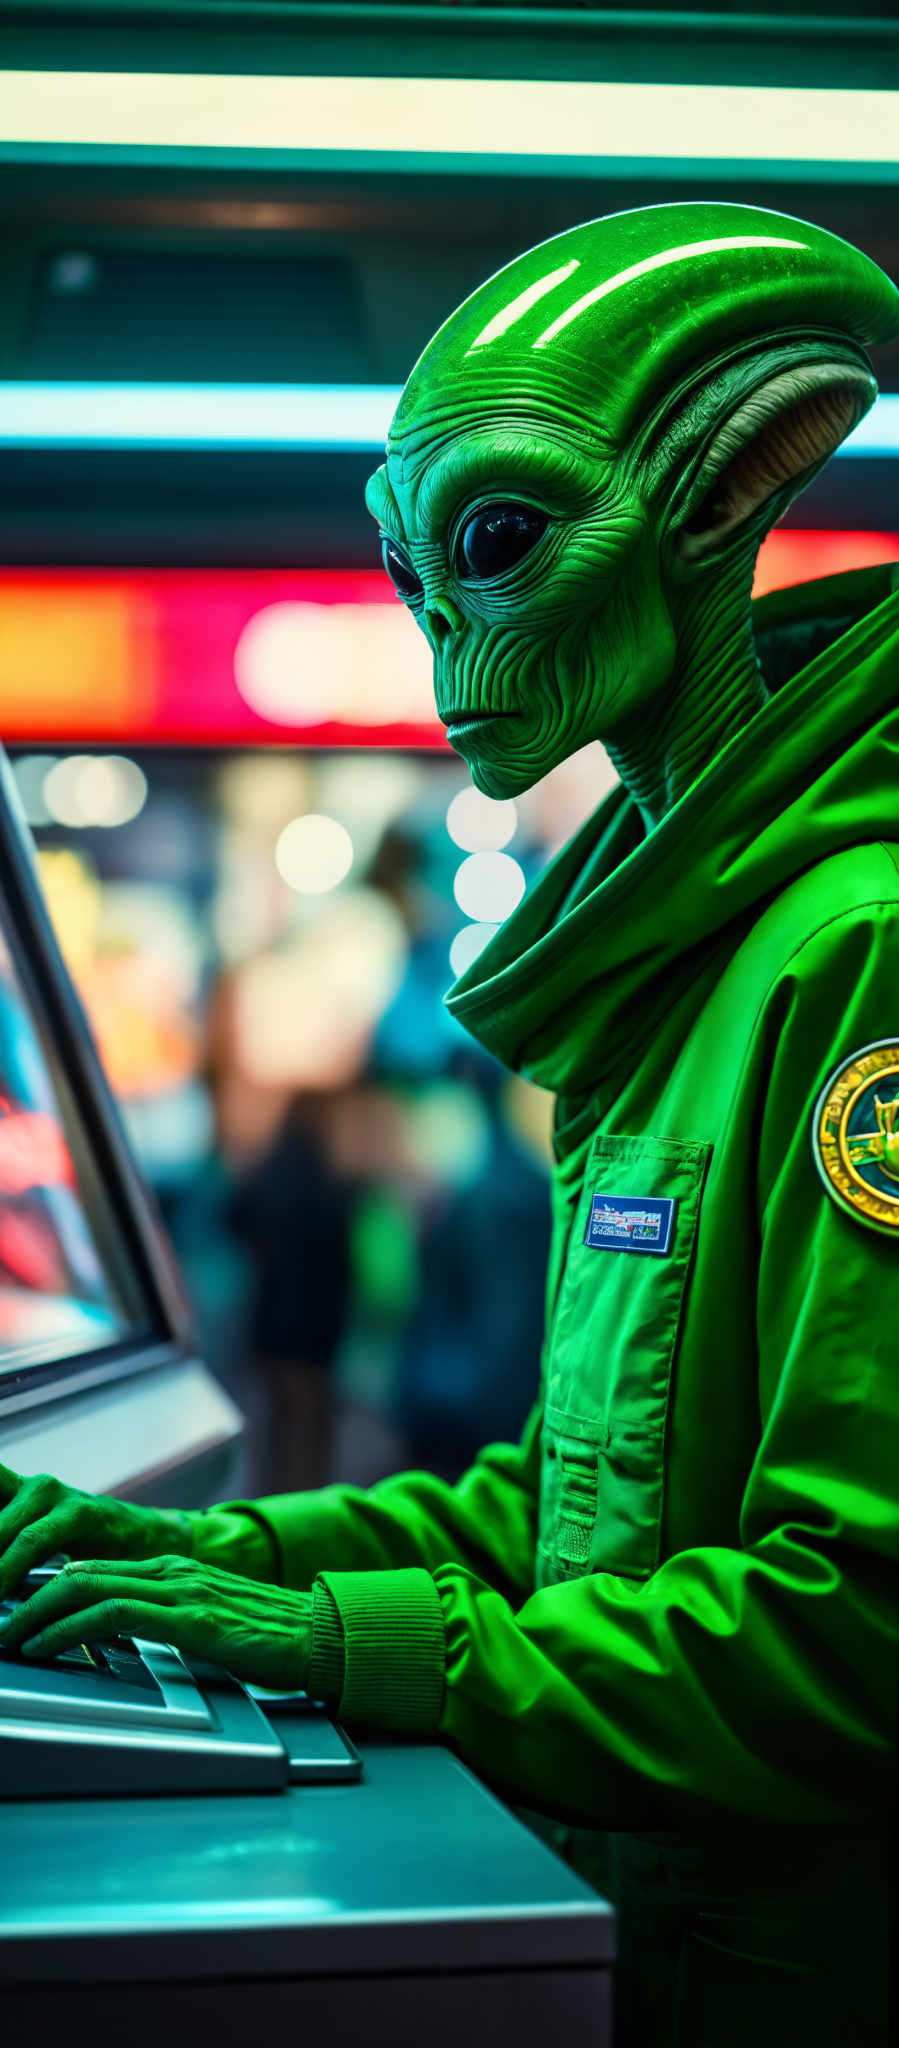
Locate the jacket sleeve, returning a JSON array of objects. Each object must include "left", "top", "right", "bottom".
[
  {"left": 311, "top": 900, "right": 899, "bottom": 1829},
  {"left": 210, "top": 1393, "right": 544, "bottom": 1607}
]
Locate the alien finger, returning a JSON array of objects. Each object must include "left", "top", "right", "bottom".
[
  {"left": 1, "top": 1565, "right": 178, "bottom": 1650},
  {"left": 0, "top": 1509, "right": 78, "bottom": 1602},
  {"left": 20, "top": 1598, "right": 170, "bottom": 1660}
]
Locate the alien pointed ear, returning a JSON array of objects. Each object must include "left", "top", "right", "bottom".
[{"left": 668, "top": 361, "right": 876, "bottom": 565}]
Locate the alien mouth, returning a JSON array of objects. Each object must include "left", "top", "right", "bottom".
[{"left": 443, "top": 710, "right": 506, "bottom": 735}]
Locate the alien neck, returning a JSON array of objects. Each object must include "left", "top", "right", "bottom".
[{"left": 603, "top": 547, "right": 768, "bottom": 836}]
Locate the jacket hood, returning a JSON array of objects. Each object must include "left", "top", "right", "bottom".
[{"left": 443, "top": 561, "right": 899, "bottom": 1097}]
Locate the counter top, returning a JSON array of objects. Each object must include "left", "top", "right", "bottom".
[{"left": 0, "top": 1738, "right": 615, "bottom": 1985}]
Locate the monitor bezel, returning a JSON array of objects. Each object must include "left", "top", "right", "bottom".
[{"left": 0, "top": 741, "right": 197, "bottom": 1414}]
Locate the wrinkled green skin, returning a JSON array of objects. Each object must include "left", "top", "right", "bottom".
[
  {"left": 365, "top": 201, "right": 894, "bottom": 828},
  {"left": 0, "top": 1463, "right": 311, "bottom": 1681},
  {"left": 0, "top": 202, "right": 896, "bottom": 1682}
]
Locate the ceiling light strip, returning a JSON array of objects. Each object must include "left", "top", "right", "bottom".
[
  {"left": 0, "top": 384, "right": 895, "bottom": 454},
  {"left": 0, "top": 384, "right": 402, "bottom": 447},
  {"left": 0, "top": 72, "right": 895, "bottom": 166}
]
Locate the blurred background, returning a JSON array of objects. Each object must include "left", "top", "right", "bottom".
[{"left": 1, "top": 0, "right": 897, "bottom": 1499}]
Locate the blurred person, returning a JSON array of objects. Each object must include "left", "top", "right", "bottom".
[
  {"left": 366, "top": 817, "right": 470, "bottom": 1074},
  {"left": 204, "top": 967, "right": 355, "bottom": 1495},
  {"left": 366, "top": 825, "right": 554, "bottom": 1477},
  {"left": 227, "top": 1089, "right": 353, "bottom": 1496},
  {"left": 392, "top": 1048, "right": 552, "bottom": 1484},
  {"left": 325, "top": 1076, "right": 422, "bottom": 1489}
]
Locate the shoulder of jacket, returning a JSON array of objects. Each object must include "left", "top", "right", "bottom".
[
  {"left": 755, "top": 842, "right": 899, "bottom": 956},
  {"left": 725, "top": 846, "right": 899, "bottom": 1016}
]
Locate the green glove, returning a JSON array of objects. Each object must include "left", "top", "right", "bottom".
[{"left": 0, "top": 1552, "right": 314, "bottom": 1691}]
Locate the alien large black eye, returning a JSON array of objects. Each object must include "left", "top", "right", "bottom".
[
  {"left": 457, "top": 501, "right": 548, "bottom": 580},
  {"left": 380, "top": 535, "right": 424, "bottom": 600}
]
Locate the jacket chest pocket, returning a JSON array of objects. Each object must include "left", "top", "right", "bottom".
[{"left": 537, "top": 1132, "right": 711, "bottom": 1588}]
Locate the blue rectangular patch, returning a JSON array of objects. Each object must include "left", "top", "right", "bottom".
[{"left": 583, "top": 1192, "right": 676, "bottom": 1256}]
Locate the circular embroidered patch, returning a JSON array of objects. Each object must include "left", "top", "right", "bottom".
[{"left": 812, "top": 1039, "right": 899, "bottom": 1235}]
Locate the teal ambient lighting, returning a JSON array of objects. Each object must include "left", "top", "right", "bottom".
[
  {"left": 0, "top": 386, "right": 896, "bottom": 453},
  {"left": 839, "top": 400, "right": 899, "bottom": 457}
]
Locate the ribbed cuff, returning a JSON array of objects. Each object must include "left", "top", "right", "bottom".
[
  {"left": 308, "top": 1581, "right": 346, "bottom": 1703},
  {"left": 314, "top": 1567, "right": 446, "bottom": 1733}
]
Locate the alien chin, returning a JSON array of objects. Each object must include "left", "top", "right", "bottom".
[{"left": 447, "top": 715, "right": 554, "bottom": 800}]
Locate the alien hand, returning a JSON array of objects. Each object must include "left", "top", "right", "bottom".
[
  {"left": 0, "top": 1462, "right": 195, "bottom": 1602},
  {"left": 0, "top": 1554, "right": 314, "bottom": 1690}
]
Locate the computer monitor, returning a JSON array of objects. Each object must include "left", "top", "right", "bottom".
[{"left": 0, "top": 742, "right": 240, "bottom": 1504}]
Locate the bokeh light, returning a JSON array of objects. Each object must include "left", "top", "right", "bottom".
[
  {"left": 233, "top": 887, "right": 407, "bottom": 1089},
  {"left": 35, "top": 846, "right": 102, "bottom": 977},
  {"left": 234, "top": 601, "right": 434, "bottom": 725},
  {"left": 453, "top": 851, "right": 526, "bottom": 923},
  {"left": 448, "top": 921, "right": 501, "bottom": 981},
  {"left": 445, "top": 786, "right": 518, "bottom": 852},
  {"left": 217, "top": 751, "right": 312, "bottom": 833},
  {"left": 42, "top": 754, "right": 148, "bottom": 829},
  {"left": 275, "top": 812, "right": 354, "bottom": 894}
]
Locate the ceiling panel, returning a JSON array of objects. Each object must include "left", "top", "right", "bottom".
[{"left": 0, "top": 6, "right": 896, "bottom": 562}]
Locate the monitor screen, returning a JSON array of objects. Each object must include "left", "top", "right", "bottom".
[{"left": 0, "top": 876, "right": 155, "bottom": 1378}]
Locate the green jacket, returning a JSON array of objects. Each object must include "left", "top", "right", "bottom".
[{"left": 218, "top": 560, "right": 898, "bottom": 2033}]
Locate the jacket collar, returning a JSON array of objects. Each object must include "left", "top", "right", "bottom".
[{"left": 444, "top": 562, "right": 899, "bottom": 1096}]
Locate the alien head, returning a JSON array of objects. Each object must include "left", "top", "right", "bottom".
[{"left": 365, "top": 201, "right": 899, "bottom": 799}]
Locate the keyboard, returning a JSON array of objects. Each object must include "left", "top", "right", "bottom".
[
  {"left": 0, "top": 1595, "right": 161, "bottom": 1693},
  {"left": 0, "top": 1585, "right": 361, "bottom": 1793}
]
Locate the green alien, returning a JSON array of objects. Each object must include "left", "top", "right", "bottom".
[
  {"left": 2, "top": 201, "right": 898, "bottom": 2047},
  {"left": 365, "top": 198, "right": 891, "bottom": 828}
]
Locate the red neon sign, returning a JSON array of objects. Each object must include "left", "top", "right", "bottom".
[{"left": 0, "top": 535, "right": 896, "bottom": 747}]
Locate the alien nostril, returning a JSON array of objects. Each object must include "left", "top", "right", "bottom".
[{"left": 428, "top": 612, "right": 452, "bottom": 647}]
